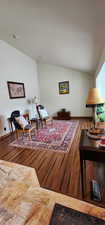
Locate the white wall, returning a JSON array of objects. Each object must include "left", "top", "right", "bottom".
[
  {"left": 38, "top": 63, "right": 93, "bottom": 117},
  {"left": 0, "top": 41, "right": 39, "bottom": 136}
]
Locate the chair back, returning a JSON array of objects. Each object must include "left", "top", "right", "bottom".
[
  {"left": 11, "top": 110, "right": 21, "bottom": 129},
  {"left": 36, "top": 105, "right": 48, "bottom": 120}
]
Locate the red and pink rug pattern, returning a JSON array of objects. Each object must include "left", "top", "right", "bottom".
[{"left": 10, "top": 120, "right": 79, "bottom": 153}]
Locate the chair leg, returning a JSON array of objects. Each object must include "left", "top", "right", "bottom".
[
  {"left": 51, "top": 119, "right": 53, "bottom": 126},
  {"left": 36, "top": 120, "right": 38, "bottom": 130},
  {"left": 39, "top": 120, "right": 43, "bottom": 128},
  {"left": 16, "top": 130, "right": 18, "bottom": 139},
  {"left": 29, "top": 131, "right": 32, "bottom": 141},
  {"left": 44, "top": 119, "right": 47, "bottom": 127},
  {"left": 22, "top": 132, "right": 24, "bottom": 140}
]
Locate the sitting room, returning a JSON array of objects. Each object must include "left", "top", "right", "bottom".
[{"left": 0, "top": 0, "right": 105, "bottom": 224}]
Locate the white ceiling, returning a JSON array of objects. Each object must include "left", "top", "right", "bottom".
[{"left": 0, "top": 0, "right": 105, "bottom": 73}]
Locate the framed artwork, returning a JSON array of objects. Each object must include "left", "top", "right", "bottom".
[
  {"left": 59, "top": 81, "right": 69, "bottom": 94},
  {"left": 7, "top": 81, "right": 25, "bottom": 99}
]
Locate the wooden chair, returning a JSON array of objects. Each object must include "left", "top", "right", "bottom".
[
  {"left": 10, "top": 110, "right": 35, "bottom": 140},
  {"left": 36, "top": 105, "right": 53, "bottom": 127}
]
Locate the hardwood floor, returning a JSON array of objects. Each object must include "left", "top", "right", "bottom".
[{"left": 0, "top": 119, "right": 105, "bottom": 207}]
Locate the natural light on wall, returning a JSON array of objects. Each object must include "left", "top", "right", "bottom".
[{"left": 96, "top": 63, "right": 105, "bottom": 101}]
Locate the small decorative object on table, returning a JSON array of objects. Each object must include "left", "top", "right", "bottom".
[
  {"left": 99, "top": 137, "right": 105, "bottom": 147},
  {"left": 86, "top": 131, "right": 101, "bottom": 140},
  {"left": 87, "top": 127, "right": 105, "bottom": 140},
  {"left": 89, "top": 128, "right": 101, "bottom": 135},
  {"left": 90, "top": 180, "right": 101, "bottom": 202}
]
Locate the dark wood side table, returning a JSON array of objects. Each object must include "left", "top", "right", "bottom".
[
  {"left": 79, "top": 129, "right": 105, "bottom": 199},
  {"left": 53, "top": 109, "right": 71, "bottom": 120}
]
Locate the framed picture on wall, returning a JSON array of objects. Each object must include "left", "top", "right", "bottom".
[
  {"left": 7, "top": 81, "right": 25, "bottom": 99},
  {"left": 59, "top": 81, "right": 69, "bottom": 94}
]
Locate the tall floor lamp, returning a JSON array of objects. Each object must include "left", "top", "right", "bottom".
[{"left": 86, "top": 88, "right": 104, "bottom": 129}]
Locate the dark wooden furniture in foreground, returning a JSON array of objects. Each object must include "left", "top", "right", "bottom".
[
  {"left": 53, "top": 108, "right": 71, "bottom": 120},
  {"left": 79, "top": 129, "right": 105, "bottom": 200}
]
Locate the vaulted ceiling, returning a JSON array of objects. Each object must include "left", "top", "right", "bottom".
[{"left": 0, "top": 0, "right": 105, "bottom": 73}]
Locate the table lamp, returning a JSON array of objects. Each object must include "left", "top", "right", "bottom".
[{"left": 86, "top": 88, "right": 104, "bottom": 130}]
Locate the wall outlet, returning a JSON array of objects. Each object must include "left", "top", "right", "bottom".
[{"left": 4, "top": 127, "right": 6, "bottom": 131}]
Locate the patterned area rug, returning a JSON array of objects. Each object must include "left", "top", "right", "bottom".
[
  {"left": 10, "top": 120, "right": 79, "bottom": 153},
  {"left": 49, "top": 203, "right": 105, "bottom": 225}
]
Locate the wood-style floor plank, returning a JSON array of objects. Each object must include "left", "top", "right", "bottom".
[{"left": 0, "top": 119, "right": 105, "bottom": 207}]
